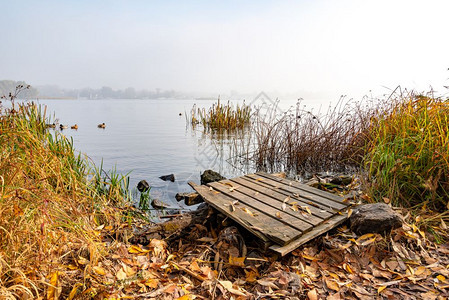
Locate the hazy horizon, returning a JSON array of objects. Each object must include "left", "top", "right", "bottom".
[{"left": 1, "top": 0, "right": 448, "bottom": 101}]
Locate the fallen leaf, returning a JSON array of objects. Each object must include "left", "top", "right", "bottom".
[
  {"left": 47, "top": 271, "right": 61, "bottom": 300},
  {"left": 276, "top": 211, "right": 282, "bottom": 219},
  {"left": 190, "top": 260, "right": 202, "bottom": 273},
  {"left": 241, "top": 207, "right": 254, "bottom": 216},
  {"left": 383, "top": 197, "right": 390, "bottom": 204},
  {"left": 360, "top": 237, "right": 377, "bottom": 246},
  {"left": 92, "top": 266, "right": 106, "bottom": 276},
  {"left": 441, "top": 219, "right": 447, "bottom": 230},
  {"left": 245, "top": 270, "right": 258, "bottom": 283},
  {"left": 145, "top": 278, "right": 159, "bottom": 289},
  {"left": 218, "top": 280, "right": 247, "bottom": 296},
  {"left": 325, "top": 278, "right": 340, "bottom": 292},
  {"left": 257, "top": 279, "right": 279, "bottom": 289},
  {"left": 347, "top": 208, "right": 353, "bottom": 218},
  {"left": 196, "top": 237, "right": 216, "bottom": 243},
  {"left": 116, "top": 268, "right": 127, "bottom": 280},
  {"left": 301, "top": 206, "right": 311, "bottom": 214},
  {"left": 229, "top": 256, "right": 246, "bottom": 267},
  {"left": 307, "top": 289, "right": 318, "bottom": 300},
  {"left": 378, "top": 286, "right": 387, "bottom": 294},
  {"left": 129, "top": 245, "right": 150, "bottom": 254}
]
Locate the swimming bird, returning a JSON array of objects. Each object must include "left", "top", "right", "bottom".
[
  {"left": 60, "top": 124, "right": 68, "bottom": 130},
  {"left": 71, "top": 124, "right": 78, "bottom": 129},
  {"left": 97, "top": 123, "right": 106, "bottom": 128}
]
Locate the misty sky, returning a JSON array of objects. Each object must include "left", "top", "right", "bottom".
[{"left": 1, "top": 0, "right": 448, "bottom": 100}]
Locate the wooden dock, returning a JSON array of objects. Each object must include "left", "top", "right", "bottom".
[{"left": 190, "top": 172, "right": 351, "bottom": 256}]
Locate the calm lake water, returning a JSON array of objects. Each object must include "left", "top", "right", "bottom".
[
  {"left": 35, "top": 98, "right": 256, "bottom": 211},
  {"left": 33, "top": 97, "right": 327, "bottom": 214}
]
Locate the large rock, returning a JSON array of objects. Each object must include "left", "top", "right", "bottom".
[
  {"left": 350, "top": 203, "right": 402, "bottom": 235},
  {"left": 201, "top": 170, "right": 225, "bottom": 185},
  {"left": 175, "top": 192, "right": 204, "bottom": 206}
]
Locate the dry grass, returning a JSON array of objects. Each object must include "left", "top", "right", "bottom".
[
  {"left": 233, "top": 90, "right": 449, "bottom": 211},
  {"left": 0, "top": 91, "right": 131, "bottom": 298},
  {"left": 234, "top": 97, "right": 386, "bottom": 176},
  {"left": 190, "top": 98, "right": 251, "bottom": 131}
]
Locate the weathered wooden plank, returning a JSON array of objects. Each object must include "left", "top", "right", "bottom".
[
  {"left": 256, "top": 172, "right": 348, "bottom": 205},
  {"left": 247, "top": 173, "right": 348, "bottom": 210},
  {"left": 232, "top": 176, "right": 333, "bottom": 220},
  {"left": 190, "top": 182, "right": 296, "bottom": 245},
  {"left": 269, "top": 213, "right": 348, "bottom": 256},
  {"left": 243, "top": 175, "right": 345, "bottom": 213},
  {"left": 209, "top": 180, "right": 316, "bottom": 232}
]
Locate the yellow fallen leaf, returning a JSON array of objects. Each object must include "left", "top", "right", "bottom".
[
  {"left": 128, "top": 245, "right": 150, "bottom": 254},
  {"left": 229, "top": 256, "right": 246, "bottom": 267},
  {"left": 301, "top": 254, "right": 318, "bottom": 261},
  {"left": 47, "top": 271, "right": 61, "bottom": 300},
  {"left": 241, "top": 207, "right": 254, "bottom": 216},
  {"left": 301, "top": 206, "right": 311, "bottom": 214},
  {"left": 67, "top": 283, "right": 82, "bottom": 300},
  {"left": 276, "top": 211, "right": 282, "bottom": 219},
  {"left": 360, "top": 237, "right": 377, "bottom": 246},
  {"left": 176, "top": 295, "right": 194, "bottom": 300},
  {"left": 145, "top": 278, "right": 159, "bottom": 289},
  {"left": 383, "top": 197, "right": 390, "bottom": 204},
  {"left": 347, "top": 208, "right": 353, "bottom": 218},
  {"left": 343, "top": 263, "right": 353, "bottom": 274},
  {"left": 93, "top": 266, "right": 106, "bottom": 276},
  {"left": 357, "top": 233, "right": 375, "bottom": 240},
  {"left": 116, "top": 268, "right": 127, "bottom": 280},
  {"left": 437, "top": 275, "right": 446, "bottom": 282},
  {"left": 378, "top": 286, "right": 387, "bottom": 294}
]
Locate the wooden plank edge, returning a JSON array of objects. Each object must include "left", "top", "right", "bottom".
[
  {"left": 269, "top": 213, "right": 348, "bottom": 256},
  {"left": 189, "top": 181, "right": 271, "bottom": 243}
]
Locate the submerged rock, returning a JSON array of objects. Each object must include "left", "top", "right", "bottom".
[
  {"left": 350, "top": 203, "right": 402, "bottom": 235},
  {"left": 151, "top": 199, "right": 170, "bottom": 209},
  {"left": 159, "top": 174, "right": 175, "bottom": 182},
  {"left": 200, "top": 170, "right": 225, "bottom": 185},
  {"left": 137, "top": 180, "right": 150, "bottom": 192}
]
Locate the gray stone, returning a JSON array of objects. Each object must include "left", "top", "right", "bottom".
[
  {"left": 350, "top": 203, "right": 402, "bottom": 235},
  {"left": 200, "top": 170, "right": 225, "bottom": 185}
]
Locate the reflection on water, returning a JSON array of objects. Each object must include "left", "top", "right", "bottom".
[{"left": 34, "top": 98, "right": 254, "bottom": 212}]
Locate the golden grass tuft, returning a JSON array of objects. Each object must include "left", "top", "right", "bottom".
[
  {"left": 190, "top": 98, "right": 251, "bottom": 131},
  {"left": 364, "top": 92, "right": 449, "bottom": 210},
  {"left": 0, "top": 98, "right": 130, "bottom": 298}
]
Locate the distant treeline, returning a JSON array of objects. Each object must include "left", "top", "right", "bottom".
[
  {"left": 0, "top": 80, "right": 39, "bottom": 99},
  {"left": 0, "top": 80, "right": 182, "bottom": 99},
  {"left": 37, "top": 85, "right": 180, "bottom": 99}
]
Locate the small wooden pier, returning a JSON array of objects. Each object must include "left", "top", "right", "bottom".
[{"left": 191, "top": 172, "right": 351, "bottom": 256}]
